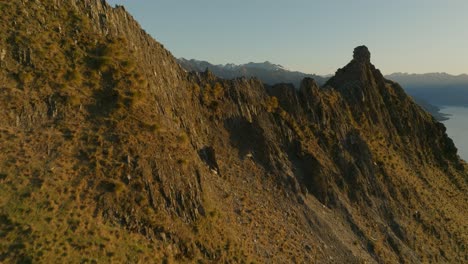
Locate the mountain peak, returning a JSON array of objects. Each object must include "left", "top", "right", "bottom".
[
  {"left": 353, "top": 45, "right": 371, "bottom": 64},
  {"left": 325, "top": 46, "right": 377, "bottom": 88}
]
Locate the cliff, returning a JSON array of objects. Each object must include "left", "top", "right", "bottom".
[{"left": 0, "top": 1, "right": 466, "bottom": 263}]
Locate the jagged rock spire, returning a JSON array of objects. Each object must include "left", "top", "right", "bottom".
[
  {"left": 353, "top": 45, "right": 371, "bottom": 64},
  {"left": 325, "top": 45, "right": 376, "bottom": 89}
]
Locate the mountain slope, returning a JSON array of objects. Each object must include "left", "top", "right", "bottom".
[{"left": 0, "top": 1, "right": 466, "bottom": 263}]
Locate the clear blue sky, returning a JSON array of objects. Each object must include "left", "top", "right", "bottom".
[{"left": 107, "top": 0, "right": 468, "bottom": 75}]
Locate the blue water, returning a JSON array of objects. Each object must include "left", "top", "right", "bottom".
[{"left": 441, "top": 106, "right": 468, "bottom": 161}]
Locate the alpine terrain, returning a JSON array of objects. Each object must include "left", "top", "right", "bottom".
[{"left": 0, "top": 1, "right": 466, "bottom": 263}]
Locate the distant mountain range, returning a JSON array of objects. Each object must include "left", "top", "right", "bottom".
[
  {"left": 178, "top": 59, "right": 468, "bottom": 120},
  {"left": 386, "top": 72, "right": 468, "bottom": 106},
  {"left": 177, "top": 58, "right": 329, "bottom": 88}
]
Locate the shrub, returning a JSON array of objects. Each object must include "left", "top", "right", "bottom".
[
  {"left": 202, "top": 84, "right": 212, "bottom": 104},
  {"left": 65, "top": 69, "right": 82, "bottom": 84},
  {"left": 121, "top": 60, "right": 136, "bottom": 73},
  {"left": 176, "top": 132, "right": 189, "bottom": 146},
  {"left": 98, "top": 179, "right": 126, "bottom": 195},
  {"left": 66, "top": 95, "right": 81, "bottom": 106},
  {"left": 146, "top": 123, "right": 161, "bottom": 132},
  {"left": 89, "top": 56, "right": 112, "bottom": 71},
  {"left": 202, "top": 82, "right": 224, "bottom": 104},
  {"left": 17, "top": 71, "right": 34, "bottom": 86},
  {"left": 212, "top": 82, "right": 223, "bottom": 98},
  {"left": 265, "top": 96, "right": 279, "bottom": 113},
  {"left": 177, "top": 159, "right": 188, "bottom": 166},
  {"left": 192, "top": 84, "right": 201, "bottom": 94}
]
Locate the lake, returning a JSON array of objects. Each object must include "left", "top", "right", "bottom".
[{"left": 441, "top": 106, "right": 468, "bottom": 161}]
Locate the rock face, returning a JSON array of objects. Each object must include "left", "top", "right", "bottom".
[
  {"left": 353, "top": 45, "right": 371, "bottom": 64},
  {"left": 0, "top": 1, "right": 466, "bottom": 263}
]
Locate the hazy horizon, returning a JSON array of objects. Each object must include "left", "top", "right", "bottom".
[
  {"left": 178, "top": 57, "right": 468, "bottom": 77},
  {"left": 107, "top": 0, "right": 468, "bottom": 76}
]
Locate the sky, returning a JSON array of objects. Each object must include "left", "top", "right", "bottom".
[{"left": 106, "top": 0, "right": 468, "bottom": 75}]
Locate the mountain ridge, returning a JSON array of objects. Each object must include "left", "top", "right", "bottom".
[
  {"left": 0, "top": 1, "right": 466, "bottom": 263},
  {"left": 388, "top": 72, "right": 468, "bottom": 79},
  {"left": 179, "top": 58, "right": 289, "bottom": 71},
  {"left": 178, "top": 58, "right": 467, "bottom": 119},
  {"left": 178, "top": 58, "right": 468, "bottom": 87},
  {"left": 177, "top": 57, "right": 329, "bottom": 87}
]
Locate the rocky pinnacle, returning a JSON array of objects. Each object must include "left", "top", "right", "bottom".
[{"left": 353, "top": 45, "right": 371, "bottom": 64}]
